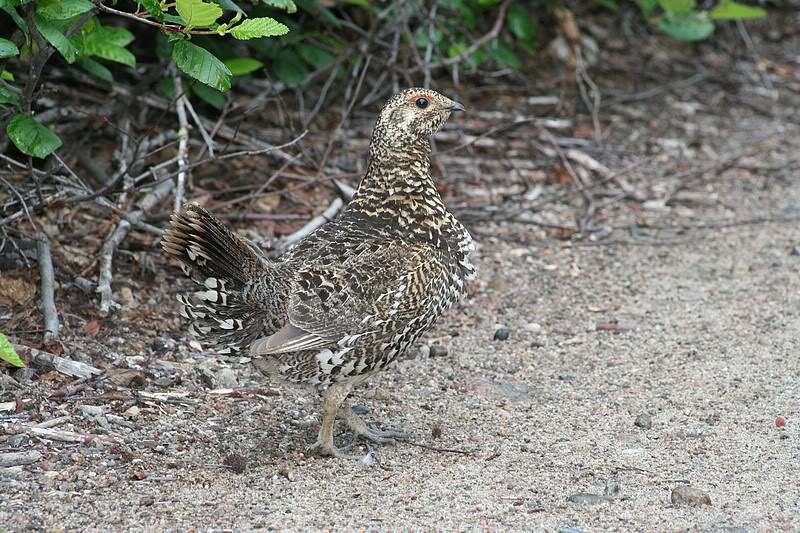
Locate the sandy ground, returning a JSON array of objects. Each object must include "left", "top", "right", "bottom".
[{"left": 2, "top": 24, "right": 800, "bottom": 533}]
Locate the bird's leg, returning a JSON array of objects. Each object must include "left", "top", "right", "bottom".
[
  {"left": 307, "top": 381, "right": 353, "bottom": 458},
  {"left": 340, "top": 401, "right": 408, "bottom": 444}
]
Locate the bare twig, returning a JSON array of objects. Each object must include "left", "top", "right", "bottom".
[
  {"left": 0, "top": 451, "right": 42, "bottom": 467},
  {"left": 173, "top": 68, "right": 190, "bottom": 212},
  {"left": 35, "top": 234, "right": 59, "bottom": 342},
  {"left": 1, "top": 424, "right": 121, "bottom": 445},
  {"left": 97, "top": 179, "right": 174, "bottom": 313},
  {"left": 275, "top": 197, "right": 343, "bottom": 254},
  {"left": 15, "top": 344, "right": 101, "bottom": 379}
]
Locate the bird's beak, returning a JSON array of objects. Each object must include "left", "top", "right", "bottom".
[{"left": 447, "top": 101, "right": 466, "bottom": 112}]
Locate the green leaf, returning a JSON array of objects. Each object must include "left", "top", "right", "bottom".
[
  {"left": 489, "top": 40, "right": 521, "bottom": 69},
  {"left": 1, "top": 70, "right": 15, "bottom": 81},
  {"left": 709, "top": 0, "right": 766, "bottom": 20},
  {"left": 83, "top": 41, "right": 136, "bottom": 66},
  {"left": 217, "top": 0, "right": 244, "bottom": 11},
  {"left": 640, "top": 0, "right": 659, "bottom": 16},
  {"left": 273, "top": 49, "right": 307, "bottom": 85},
  {"left": 261, "top": 0, "right": 297, "bottom": 13},
  {"left": 192, "top": 82, "right": 225, "bottom": 110},
  {"left": 173, "top": 40, "right": 232, "bottom": 91},
  {"left": 0, "top": 84, "right": 20, "bottom": 107},
  {"left": 96, "top": 26, "right": 135, "bottom": 47},
  {"left": 6, "top": 114, "right": 63, "bottom": 158},
  {"left": 78, "top": 57, "right": 113, "bottom": 81},
  {"left": 297, "top": 43, "right": 336, "bottom": 69},
  {"left": 2, "top": 5, "right": 28, "bottom": 32},
  {"left": 34, "top": 15, "right": 77, "bottom": 63},
  {"left": 223, "top": 57, "right": 264, "bottom": 76},
  {"left": 507, "top": 4, "right": 536, "bottom": 41},
  {"left": 0, "top": 37, "right": 19, "bottom": 58},
  {"left": 658, "top": 13, "right": 715, "bottom": 40},
  {"left": 593, "top": 0, "right": 620, "bottom": 12},
  {"left": 0, "top": 333, "right": 25, "bottom": 368},
  {"left": 137, "top": 0, "right": 163, "bottom": 19},
  {"left": 175, "top": 0, "right": 223, "bottom": 29},
  {"left": 230, "top": 17, "right": 289, "bottom": 39},
  {"left": 657, "top": 0, "right": 695, "bottom": 13},
  {"left": 36, "top": 0, "right": 93, "bottom": 20}
]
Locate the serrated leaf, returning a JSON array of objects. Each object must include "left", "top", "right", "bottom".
[
  {"left": 36, "top": 0, "right": 93, "bottom": 20},
  {"left": 223, "top": 57, "right": 264, "bottom": 76},
  {"left": 176, "top": 0, "right": 222, "bottom": 29},
  {"left": 0, "top": 37, "right": 19, "bottom": 58},
  {"left": 658, "top": 13, "right": 715, "bottom": 40},
  {"left": 657, "top": 0, "right": 695, "bottom": 13},
  {"left": 273, "top": 49, "right": 307, "bottom": 85},
  {"left": 137, "top": 0, "right": 163, "bottom": 19},
  {"left": 230, "top": 17, "right": 289, "bottom": 39},
  {"left": 192, "top": 82, "right": 225, "bottom": 110},
  {"left": 0, "top": 84, "right": 20, "bottom": 107},
  {"left": 261, "top": 0, "right": 297, "bottom": 13},
  {"left": 297, "top": 43, "right": 336, "bottom": 69},
  {"left": 709, "top": 0, "right": 766, "bottom": 20},
  {"left": 83, "top": 41, "right": 136, "bottom": 66},
  {"left": 0, "top": 333, "right": 25, "bottom": 368},
  {"left": 173, "top": 40, "right": 231, "bottom": 91},
  {"left": 34, "top": 15, "right": 77, "bottom": 63},
  {"left": 78, "top": 57, "right": 114, "bottom": 81},
  {"left": 7, "top": 114, "right": 62, "bottom": 158}
]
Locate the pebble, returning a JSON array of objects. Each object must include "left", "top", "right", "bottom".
[
  {"left": 635, "top": 414, "right": 653, "bottom": 429},
  {"left": 7, "top": 435, "right": 27, "bottom": 447},
  {"left": 671, "top": 485, "right": 712, "bottom": 507},
  {"left": 429, "top": 344, "right": 448, "bottom": 357},
  {"left": 351, "top": 404, "right": 369, "bottom": 415},
  {"left": 523, "top": 322, "right": 543, "bottom": 334},
  {"left": 215, "top": 368, "right": 239, "bottom": 389},
  {"left": 494, "top": 328, "right": 510, "bottom": 341},
  {"left": 567, "top": 493, "right": 609, "bottom": 505}
]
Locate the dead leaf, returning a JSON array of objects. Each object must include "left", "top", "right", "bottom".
[{"left": 83, "top": 320, "right": 101, "bottom": 337}]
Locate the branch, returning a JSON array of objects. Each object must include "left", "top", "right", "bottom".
[
  {"left": 35, "top": 234, "right": 59, "bottom": 342},
  {"left": 172, "top": 68, "right": 190, "bottom": 212}
]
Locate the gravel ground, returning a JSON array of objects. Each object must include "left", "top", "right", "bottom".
[{"left": 3, "top": 30, "right": 800, "bottom": 532}]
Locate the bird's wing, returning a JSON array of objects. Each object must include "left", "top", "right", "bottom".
[{"left": 249, "top": 239, "right": 443, "bottom": 356}]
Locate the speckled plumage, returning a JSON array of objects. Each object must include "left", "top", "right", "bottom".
[{"left": 162, "top": 88, "right": 475, "bottom": 457}]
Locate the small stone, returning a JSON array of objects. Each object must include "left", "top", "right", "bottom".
[
  {"left": 154, "top": 377, "right": 173, "bottom": 388},
  {"left": 215, "top": 368, "right": 238, "bottom": 389},
  {"left": 558, "top": 375, "right": 577, "bottom": 382},
  {"left": 123, "top": 405, "right": 140, "bottom": 417},
  {"left": 671, "top": 485, "right": 712, "bottom": 507},
  {"left": 559, "top": 528, "right": 585, "bottom": 533},
  {"left": 7, "top": 435, "right": 27, "bottom": 447},
  {"left": 775, "top": 416, "right": 786, "bottom": 428},
  {"left": 494, "top": 328, "right": 510, "bottom": 341},
  {"left": 278, "top": 465, "right": 294, "bottom": 482},
  {"left": 223, "top": 454, "right": 247, "bottom": 474},
  {"left": 634, "top": 414, "right": 652, "bottom": 429},
  {"left": 604, "top": 481, "right": 621, "bottom": 496},
  {"left": 567, "top": 493, "right": 608, "bottom": 505},
  {"left": 429, "top": 344, "right": 448, "bottom": 357},
  {"left": 524, "top": 323, "right": 543, "bottom": 334},
  {"left": 351, "top": 404, "right": 369, "bottom": 415}
]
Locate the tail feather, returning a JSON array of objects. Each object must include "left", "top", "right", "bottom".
[{"left": 162, "top": 203, "right": 283, "bottom": 354}]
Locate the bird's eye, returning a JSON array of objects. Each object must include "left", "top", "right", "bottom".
[{"left": 415, "top": 97, "right": 429, "bottom": 109}]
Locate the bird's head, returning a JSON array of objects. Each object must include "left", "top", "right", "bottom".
[{"left": 374, "top": 88, "right": 465, "bottom": 143}]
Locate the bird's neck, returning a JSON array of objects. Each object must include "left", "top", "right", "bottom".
[{"left": 350, "top": 136, "right": 444, "bottom": 208}]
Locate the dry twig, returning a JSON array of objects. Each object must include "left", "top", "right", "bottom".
[{"left": 35, "top": 234, "right": 59, "bottom": 342}]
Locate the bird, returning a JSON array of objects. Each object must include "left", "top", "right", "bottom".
[{"left": 161, "top": 88, "right": 476, "bottom": 458}]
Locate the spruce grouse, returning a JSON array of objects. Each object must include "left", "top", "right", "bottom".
[{"left": 162, "top": 88, "right": 475, "bottom": 457}]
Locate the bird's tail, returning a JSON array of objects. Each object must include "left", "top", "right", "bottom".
[{"left": 161, "top": 203, "right": 280, "bottom": 354}]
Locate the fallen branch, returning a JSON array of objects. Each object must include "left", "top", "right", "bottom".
[
  {"left": 35, "top": 234, "right": 59, "bottom": 342},
  {"left": 275, "top": 197, "right": 343, "bottom": 254},
  {"left": 173, "top": 67, "right": 190, "bottom": 212},
  {"left": 1, "top": 424, "right": 121, "bottom": 445},
  {"left": 16, "top": 344, "right": 101, "bottom": 379},
  {"left": 97, "top": 178, "right": 174, "bottom": 312},
  {"left": 0, "top": 450, "right": 42, "bottom": 467}
]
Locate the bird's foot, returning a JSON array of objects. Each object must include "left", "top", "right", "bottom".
[
  {"left": 307, "top": 438, "right": 376, "bottom": 464},
  {"left": 344, "top": 410, "right": 408, "bottom": 445}
]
